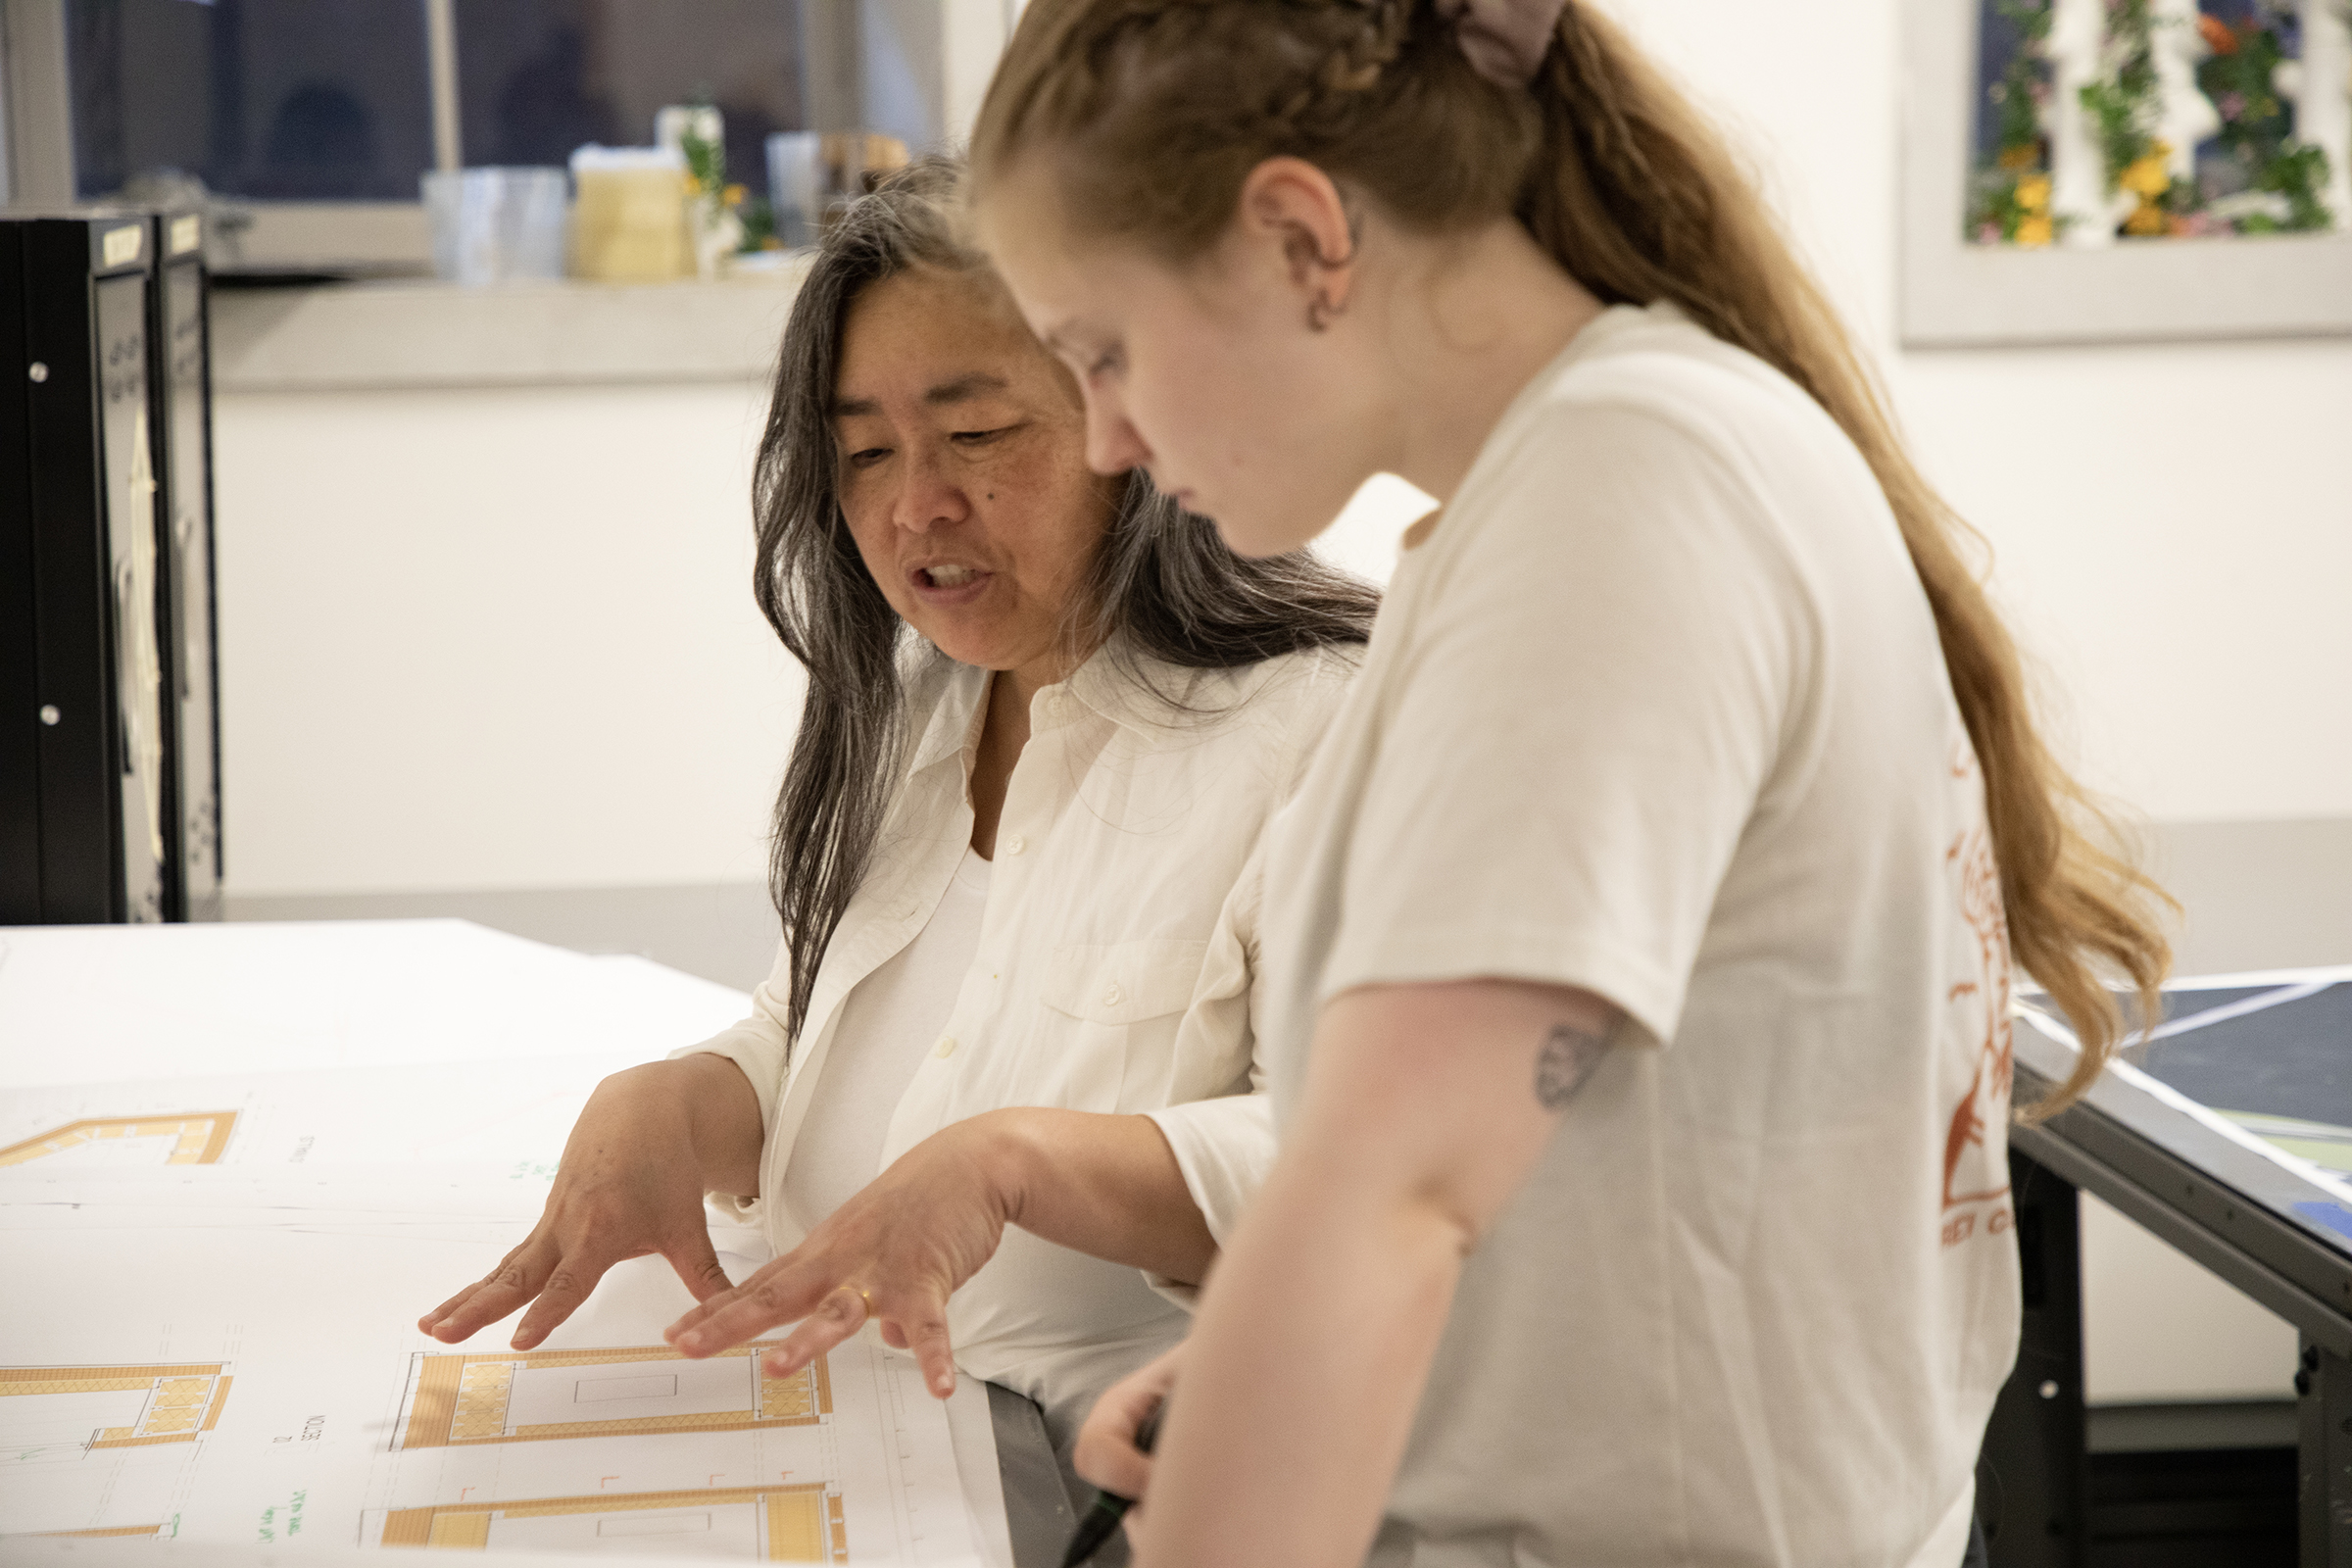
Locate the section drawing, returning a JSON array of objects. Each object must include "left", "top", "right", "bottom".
[
  {"left": 390, "top": 1344, "right": 831, "bottom": 1450},
  {"left": 0, "top": 1113, "right": 238, "bottom": 1168},
  {"left": 368, "top": 1484, "right": 845, "bottom": 1560},
  {"left": 0, "top": 1363, "right": 232, "bottom": 1462},
  {"left": 17, "top": 1526, "right": 167, "bottom": 1539}
]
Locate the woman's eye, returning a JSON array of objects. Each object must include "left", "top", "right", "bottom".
[
  {"left": 1087, "top": 348, "right": 1124, "bottom": 382},
  {"left": 950, "top": 427, "right": 1009, "bottom": 447},
  {"left": 847, "top": 447, "right": 890, "bottom": 468}
]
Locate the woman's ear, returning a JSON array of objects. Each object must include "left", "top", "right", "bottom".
[{"left": 1237, "top": 157, "right": 1359, "bottom": 321}]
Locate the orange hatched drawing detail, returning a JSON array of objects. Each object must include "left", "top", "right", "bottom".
[
  {"left": 394, "top": 1344, "right": 831, "bottom": 1451},
  {"left": 1, "top": 1364, "right": 232, "bottom": 1454},
  {"left": 0, "top": 1113, "right": 238, "bottom": 1167},
  {"left": 377, "top": 1484, "right": 842, "bottom": 1561}
]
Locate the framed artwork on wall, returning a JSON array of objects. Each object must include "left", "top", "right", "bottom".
[{"left": 1901, "top": 0, "right": 2352, "bottom": 346}]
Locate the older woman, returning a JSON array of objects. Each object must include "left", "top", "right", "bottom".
[{"left": 416, "top": 160, "right": 1374, "bottom": 1459}]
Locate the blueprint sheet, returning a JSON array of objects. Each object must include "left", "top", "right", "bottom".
[
  {"left": 0, "top": 923, "right": 1004, "bottom": 1564},
  {"left": 0, "top": 1167, "right": 985, "bottom": 1563}
]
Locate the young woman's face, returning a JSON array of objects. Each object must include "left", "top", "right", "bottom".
[
  {"left": 833, "top": 267, "right": 1116, "bottom": 681},
  {"left": 978, "top": 163, "right": 1387, "bottom": 560}
]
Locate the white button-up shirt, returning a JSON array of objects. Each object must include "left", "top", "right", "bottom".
[{"left": 682, "top": 639, "right": 1355, "bottom": 1431}]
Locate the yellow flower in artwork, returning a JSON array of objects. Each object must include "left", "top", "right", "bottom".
[
  {"left": 2015, "top": 215, "right": 2054, "bottom": 247},
  {"left": 722, "top": 183, "right": 748, "bottom": 208},
  {"left": 2119, "top": 141, "right": 2173, "bottom": 199},
  {"left": 2015, "top": 174, "right": 2052, "bottom": 212},
  {"left": 1998, "top": 144, "right": 2039, "bottom": 171},
  {"left": 2124, "top": 201, "right": 2169, "bottom": 236}
]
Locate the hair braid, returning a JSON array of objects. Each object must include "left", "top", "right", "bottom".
[{"left": 1282, "top": 0, "right": 1417, "bottom": 122}]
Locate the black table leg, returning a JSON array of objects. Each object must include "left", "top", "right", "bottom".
[
  {"left": 1978, "top": 1148, "right": 2088, "bottom": 1568},
  {"left": 2298, "top": 1337, "right": 2352, "bottom": 1564}
]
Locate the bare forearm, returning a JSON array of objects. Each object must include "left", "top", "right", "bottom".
[
  {"left": 980, "top": 1108, "right": 1216, "bottom": 1285},
  {"left": 1136, "top": 1153, "right": 1464, "bottom": 1567}
]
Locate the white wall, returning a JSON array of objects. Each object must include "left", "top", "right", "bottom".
[
  {"left": 1621, "top": 0, "right": 2351, "bottom": 824},
  {"left": 213, "top": 381, "right": 799, "bottom": 894}
]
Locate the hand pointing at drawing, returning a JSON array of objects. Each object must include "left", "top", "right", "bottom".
[
  {"left": 662, "top": 1114, "right": 1012, "bottom": 1399},
  {"left": 416, "top": 1054, "right": 763, "bottom": 1349},
  {"left": 663, "top": 1108, "right": 1217, "bottom": 1401}
]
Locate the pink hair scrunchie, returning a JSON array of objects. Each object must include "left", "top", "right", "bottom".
[{"left": 1434, "top": 0, "right": 1570, "bottom": 86}]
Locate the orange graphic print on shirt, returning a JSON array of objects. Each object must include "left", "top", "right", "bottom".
[{"left": 1939, "top": 747, "right": 2015, "bottom": 1248}]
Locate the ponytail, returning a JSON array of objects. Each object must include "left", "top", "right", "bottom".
[
  {"left": 1521, "top": 5, "right": 2172, "bottom": 1111},
  {"left": 975, "top": 0, "right": 2175, "bottom": 1112}
]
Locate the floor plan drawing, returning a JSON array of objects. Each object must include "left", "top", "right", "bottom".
[
  {"left": 0, "top": 1363, "right": 231, "bottom": 1463},
  {"left": 392, "top": 1345, "right": 831, "bottom": 1450},
  {"left": 0, "top": 1114, "right": 237, "bottom": 1169},
  {"left": 368, "top": 1483, "right": 846, "bottom": 1559}
]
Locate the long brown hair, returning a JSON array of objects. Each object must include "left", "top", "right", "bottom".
[
  {"left": 756, "top": 156, "right": 1376, "bottom": 1050},
  {"left": 972, "top": 0, "right": 2173, "bottom": 1112}
]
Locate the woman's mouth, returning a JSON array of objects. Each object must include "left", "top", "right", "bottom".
[{"left": 910, "top": 564, "right": 993, "bottom": 602}]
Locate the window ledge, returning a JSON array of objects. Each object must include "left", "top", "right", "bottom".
[{"left": 210, "top": 266, "right": 814, "bottom": 394}]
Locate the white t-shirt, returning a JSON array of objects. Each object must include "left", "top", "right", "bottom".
[
  {"left": 1259, "top": 304, "right": 2021, "bottom": 1568},
  {"left": 781, "top": 848, "right": 992, "bottom": 1236}
]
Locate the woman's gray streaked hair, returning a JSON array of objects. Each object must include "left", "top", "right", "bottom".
[{"left": 754, "top": 154, "right": 1380, "bottom": 1050}]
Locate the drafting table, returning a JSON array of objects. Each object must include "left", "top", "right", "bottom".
[
  {"left": 1982, "top": 968, "right": 2352, "bottom": 1568},
  {"left": 0, "top": 920, "right": 1076, "bottom": 1567}
]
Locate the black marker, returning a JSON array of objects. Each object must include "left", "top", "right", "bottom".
[{"left": 1059, "top": 1400, "right": 1164, "bottom": 1567}]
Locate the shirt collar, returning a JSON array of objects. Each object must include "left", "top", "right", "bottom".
[{"left": 901, "top": 635, "right": 1204, "bottom": 779}]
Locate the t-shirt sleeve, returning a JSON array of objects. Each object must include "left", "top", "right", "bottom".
[{"left": 1320, "top": 399, "right": 1808, "bottom": 1048}]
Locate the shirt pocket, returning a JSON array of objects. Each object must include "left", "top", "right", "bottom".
[{"left": 1037, "top": 939, "right": 1209, "bottom": 1111}]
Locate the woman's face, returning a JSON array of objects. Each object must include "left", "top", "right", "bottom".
[
  {"left": 978, "top": 161, "right": 1387, "bottom": 560},
  {"left": 833, "top": 267, "right": 1117, "bottom": 682}
]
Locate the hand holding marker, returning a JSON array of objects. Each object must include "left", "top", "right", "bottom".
[{"left": 1061, "top": 1399, "right": 1165, "bottom": 1566}]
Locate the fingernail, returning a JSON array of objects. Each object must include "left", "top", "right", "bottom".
[{"left": 677, "top": 1332, "right": 701, "bottom": 1352}]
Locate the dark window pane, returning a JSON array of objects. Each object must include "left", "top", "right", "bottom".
[
  {"left": 68, "top": 0, "right": 435, "bottom": 202},
  {"left": 455, "top": 0, "right": 805, "bottom": 196}
]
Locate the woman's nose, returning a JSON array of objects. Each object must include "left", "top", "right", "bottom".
[
  {"left": 894, "top": 446, "right": 969, "bottom": 533},
  {"left": 1083, "top": 400, "right": 1151, "bottom": 478}
]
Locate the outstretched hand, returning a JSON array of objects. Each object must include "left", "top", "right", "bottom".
[
  {"left": 416, "top": 1054, "right": 763, "bottom": 1349},
  {"left": 663, "top": 1113, "right": 1020, "bottom": 1399}
]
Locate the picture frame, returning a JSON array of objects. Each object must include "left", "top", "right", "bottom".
[{"left": 1900, "top": 0, "right": 2352, "bottom": 347}]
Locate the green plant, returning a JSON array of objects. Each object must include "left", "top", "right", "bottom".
[
  {"left": 2196, "top": 10, "right": 2335, "bottom": 232},
  {"left": 2080, "top": 0, "right": 2159, "bottom": 195}
]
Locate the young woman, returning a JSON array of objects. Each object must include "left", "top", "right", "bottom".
[
  {"left": 417, "top": 161, "right": 1377, "bottom": 1470},
  {"left": 968, "top": 3, "right": 2172, "bottom": 1565}
]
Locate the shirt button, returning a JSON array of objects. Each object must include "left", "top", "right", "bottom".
[
  {"left": 933, "top": 1036, "right": 958, "bottom": 1059},
  {"left": 1102, "top": 984, "right": 1123, "bottom": 1007},
  {"left": 1004, "top": 835, "right": 1026, "bottom": 856}
]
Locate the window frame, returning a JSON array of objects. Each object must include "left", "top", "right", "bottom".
[{"left": 2, "top": 0, "right": 936, "bottom": 277}]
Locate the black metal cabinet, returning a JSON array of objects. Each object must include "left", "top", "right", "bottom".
[
  {"left": 148, "top": 208, "right": 223, "bottom": 920},
  {"left": 1, "top": 211, "right": 180, "bottom": 923}
]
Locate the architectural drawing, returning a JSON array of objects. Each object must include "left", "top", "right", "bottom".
[
  {"left": 0, "top": 1363, "right": 231, "bottom": 1462},
  {"left": 0, "top": 1113, "right": 236, "bottom": 1168},
  {"left": 392, "top": 1345, "right": 830, "bottom": 1450},
  {"left": 26, "top": 1525, "right": 166, "bottom": 1539},
  {"left": 370, "top": 1484, "right": 846, "bottom": 1559}
]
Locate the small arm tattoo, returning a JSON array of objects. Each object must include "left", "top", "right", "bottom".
[{"left": 1535, "top": 1019, "right": 1615, "bottom": 1110}]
